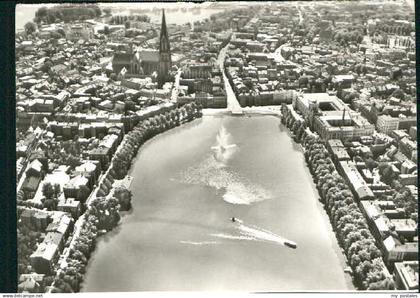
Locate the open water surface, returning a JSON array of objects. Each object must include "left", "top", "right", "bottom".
[{"left": 82, "top": 116, "right": 352, "bottom": 291}]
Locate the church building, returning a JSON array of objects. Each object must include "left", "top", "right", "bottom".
[{"left": 112, "top": 10, "right": 172, "bottom": 87}]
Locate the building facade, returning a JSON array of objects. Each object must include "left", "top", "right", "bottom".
[
  {"left": 294, "top": 93, "right": 375, "bottom": 141},
  {"left": 394, "top": 261, "right": 419, "bottom": 290}
]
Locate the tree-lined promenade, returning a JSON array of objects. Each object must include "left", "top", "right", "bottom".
[
  {"left": 47, "top": 102, "right": 202, "bottom": 293},
  {"left": 282, "top": 106, "right": 395, "bottom": 290}
]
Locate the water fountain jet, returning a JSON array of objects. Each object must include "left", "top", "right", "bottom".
[{"left": 211, "top": 126, "right": 237, "bottom": 163}]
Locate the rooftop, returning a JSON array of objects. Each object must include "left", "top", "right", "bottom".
[
  {"left": 299, "top": 93, "right": 347, "bottom": 112},
  {"left": 136, "top": 50, "right": 159, "bottom": 63},
  {"left": 75, "top": 161, "right": 97, "bottom": 173},
  {"left": 113, "top": 52, "right": 134, "bottom": 65},
  {"left": 65, "top": 175, "right": 89, "bottom": 189},
  {"left": 389, "top": 219, "right": 417, "bottom": 233},
  {"left": 31, "top": 242, "right": 59, "bottom": 261},
  {"left": 394, "top": 261, "right": 419, "bottom": 290}
]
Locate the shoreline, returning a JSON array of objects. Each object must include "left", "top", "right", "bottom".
[
  {"left": 45, "top": 105, "right": 365, "bottom": 293},
  {"left": 202, "top": 106, "right": 282, "bottom": 117},
  {"left": 281, "top": 111, "right": 358, "bottom": 288},
  {"left": 52, "top": 106, "right": 366, "bottom": 292},
  {"left": 47, "top": 103, "right": 203, "bottom": 293},
  {"left": 82, "top": 113, "right": 355, "bottom": 292},
  {"left": 281, "top": 105, "right": 394, "bottom": 290},
  {"left": 284, "top": 126, "right": 355, "bottom": 291}
]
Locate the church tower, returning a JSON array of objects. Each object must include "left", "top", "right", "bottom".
[{"left": 158, "top": 9, "right": 172, "bottom": 88}]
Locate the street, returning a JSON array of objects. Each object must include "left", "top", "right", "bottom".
[{"left": 218, "top": 44, "right": 243, "bottom": 114}]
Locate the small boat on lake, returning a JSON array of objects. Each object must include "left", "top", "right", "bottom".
[{"left": 284, "top": 240, "right": 297, "bottom": 249}]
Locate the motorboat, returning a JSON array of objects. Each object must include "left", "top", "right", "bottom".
[{"left": 284, "top": 240, "right": 297, "bottom": 249}]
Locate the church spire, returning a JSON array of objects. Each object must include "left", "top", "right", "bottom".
[
  {"left": 160, "top": 9, "right": 167, "bottom": 42},
  {"left": 158, "top": 9, "right": 171, "bottom": 88},
  {"left": 159, "top": 9, "right": 170, "bottom": 53}
]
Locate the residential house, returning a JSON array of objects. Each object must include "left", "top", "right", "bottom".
[
  {"left": 57, "top": 198, "right": 82, "bottom": 219},
  {"left": 29, "top": 242, "right": 59, "bottom": 274},
  {"left": 63, "top": 175, "right": 90, "bottom": 201},
  {"left": 382, "top": 236, "right": 418, "bottom": 266}
]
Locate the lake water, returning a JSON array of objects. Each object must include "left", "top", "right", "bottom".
[
  {"left": 112, "top": 7, "right": 224, "bottom": 26},
  {"left": 15, "top": 4, "right": 46, "bottom": 32},
  {"left": 82, "top": 115, "right": 353, "bottom": 292},
  {"left": 15, "top": 4, "right": 224, "bottom": 31}
]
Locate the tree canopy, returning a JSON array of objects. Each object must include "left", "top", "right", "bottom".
[
  {"left": 34, "top": 5, "right": 101, "bottom": 24},
  {"left": 24, "top": 22, "right": 37, "bottom": 35}
]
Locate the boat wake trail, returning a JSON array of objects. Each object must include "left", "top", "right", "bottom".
[
  {"left": 237, "top": 223, "right": 287, "bottom": 245},
  {"left": 180, "top": 240, "right": 219, "bottom": 246},
  {"left": 209, "top": 233, "right": 261, "bottom": 242},
  {"left": 211, "top": 220, "right": 296, "bottom": 248}
]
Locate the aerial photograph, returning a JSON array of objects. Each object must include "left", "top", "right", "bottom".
[{"left": 15, "top": 0, "right": 417, "bottom": 293}]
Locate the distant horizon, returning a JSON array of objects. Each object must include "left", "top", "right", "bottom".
[
  {"left": 15, "top": 2, "right": 231, "bottom": 31},
  {"left": 15, "top": 2, "right": 216, "bottom": 31},
  {"left": 15, "top": 0, "right": 414, "bottom": 32}
]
